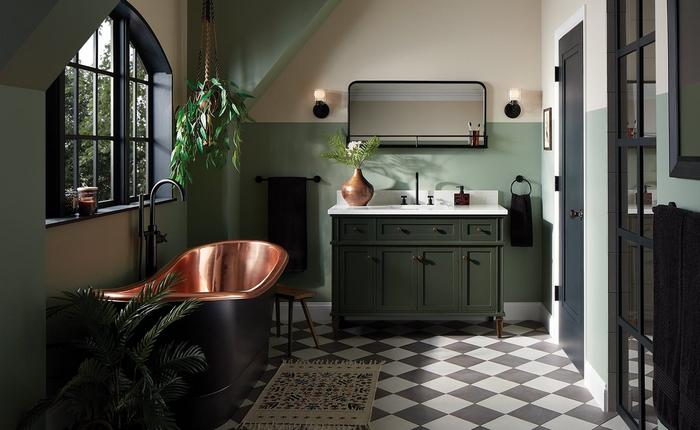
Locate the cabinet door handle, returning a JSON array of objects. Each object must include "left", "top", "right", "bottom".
[
  {"left": 432, "top": 227, "right": 444, "bottom": 234},
  {"left": 366, "top": 255, "right": 374, "bottom": 262},
  {"left": 352, "top": 227, "right": 361, "bottom": 232},
  {"left": 412, "top": 255, "right": 424, "bottom": 263},
  {"left": 396, "top": 227, "right": 407, "bottom": 233}
]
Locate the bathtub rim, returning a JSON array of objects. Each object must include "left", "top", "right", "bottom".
[{"left": 103, "top": 240, "right": 288, "bottom": 302}]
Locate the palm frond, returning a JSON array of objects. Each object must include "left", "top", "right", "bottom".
[{"left": 156, "top": 342, "right": 207, "bottom": 375}]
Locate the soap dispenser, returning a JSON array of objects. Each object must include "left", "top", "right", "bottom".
[{"left": 454, "top": 186, "right": 470, "bottom": 205}]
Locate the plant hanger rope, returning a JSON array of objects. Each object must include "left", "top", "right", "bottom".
[{"left": 197, "top": 0, "right": 220, "bottom": 82}]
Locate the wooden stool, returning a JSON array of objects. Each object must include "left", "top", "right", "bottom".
[{"left": 274, "top": 284, "right": 320, "bottom": 357}]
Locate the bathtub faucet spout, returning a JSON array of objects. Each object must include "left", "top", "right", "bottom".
[{"left": 139, "top": 179, "right": 186, "bottom": 277}]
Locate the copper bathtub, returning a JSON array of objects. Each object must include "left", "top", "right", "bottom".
[{"left": 104, "top": 240, "right": 288, "bottom": 430}]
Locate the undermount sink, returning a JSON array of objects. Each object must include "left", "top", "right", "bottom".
[{"left": 362, "top": 204, "right": 451, "bottom": 210}]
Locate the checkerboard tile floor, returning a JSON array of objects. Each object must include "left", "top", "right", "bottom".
[{"left": 216, "top": 320, "right": 638, "bottom": 430}]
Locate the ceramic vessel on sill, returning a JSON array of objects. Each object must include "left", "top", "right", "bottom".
[{"left": 341, "top": 168, "right": 374, "bottom": 206}]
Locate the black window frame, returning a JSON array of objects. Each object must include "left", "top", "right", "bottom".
[{"left": 46, "top": 1, "right": 172, "bottom": 219}]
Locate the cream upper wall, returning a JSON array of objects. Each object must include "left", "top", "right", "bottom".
[{"left": 251, "top": 0, "right": 543, "bottom": 123}]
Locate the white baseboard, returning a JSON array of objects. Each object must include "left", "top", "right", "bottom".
[
  {"left": 273, "top": 301, "right": 547, "bottom": 324},
  {"left": 584, "top": 360, "right": 607, "bottom": 411}
]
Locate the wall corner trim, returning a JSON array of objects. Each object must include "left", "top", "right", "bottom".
[{"left": 584, "top": 359, "right": 607, "bottom": 411}]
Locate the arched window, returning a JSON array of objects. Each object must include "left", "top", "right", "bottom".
[{"left": 46, "top": 2, "right": 172, "bottom": 219}]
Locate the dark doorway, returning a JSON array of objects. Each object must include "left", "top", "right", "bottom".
[{"left": 559, "top": 22, "right": 585, "bottom": 374}]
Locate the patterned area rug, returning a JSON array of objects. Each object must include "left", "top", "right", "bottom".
[{"left": 239, "top": 360, "right": 383, "bottom": 429}]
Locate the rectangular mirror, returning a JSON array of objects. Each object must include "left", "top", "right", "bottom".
[
  {"left": 669, "top": 0, "right": 700, "bottom": 179},
  {"left": 348, "top": 81, "right": 487, "bottom": 148}
]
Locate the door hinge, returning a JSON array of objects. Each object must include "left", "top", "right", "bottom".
[
  {"left": 554, "top": 285, "right": 561, "bottom": 301},
  {"left": 554, "top": 175, "right": 560, "bottom": 192},
  {"left": 554, "top": 66, "right": 561, "bottom": 82}
]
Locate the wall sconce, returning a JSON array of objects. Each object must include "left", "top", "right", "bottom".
[
  {"left": 313, "top": 89, "right": 330, "bottom": 119},
  {"left": 504, "top": 88, "right": 522, "bottom": 119}
]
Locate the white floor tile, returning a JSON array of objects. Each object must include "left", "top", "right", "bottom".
[
  {"left": 370, "top": 414, "right": 417, "bottom": 430},
  {"left": 379, "top": 376, "right": 418, "bottom": 393},
  {"left": 424, "top": 414, "right": 478, "bottom": 430},
  {"left": 421, "top": 347, "right": 461, "bottom": 360},
  {"left": 509, "top": 347, "right": 549, "bottom": 360},
  {"left": 423, "top": 394, "right": 472, "bottom": 414},
  {"left": 533, "top": 393, "right": 584, "bottom": 413},
  {"left": 502, "top": 336, "right": 541, "bottom": 347},
  {"left": 516, "top": 361, "right": 559, "bottom": 376},
  {"left": 600, "top": 416, "right": 631, "bottom": 430},
  {"left": 482, "top": 414, "right": 537, "bottom": 430},
  {"left": 333, "top": 347, "right": 373, "bottom": 361},
  {"left": 523, "top": 376, "right": 570, "bottom": 393},
  {"left": 466, "top": 347, "right": 505, "bottom": 361},
  {"left": 382, "top": 361, "right": 417, "bottom": 376},
  {"left": 542, "top": 414, "right": 597, "bottom": 430},
  {"left": 421, "top": 376, "right": 467, "bottom": 393},
  {"left": 421, "top": 361, "right": 464, "bottom": 376},
  {"left": 468, "top": 361, "right": 512, "bottom": 376},
  {"left": 463, "top": 336, "right": 499, "bottom": 347},
  {"left": 472, "top": 376, "right": 518, "bottom": 393},
  {"left": 372, "top": 394, "right": 418, "bottom": 414},
  {"left": 380, "top": 336, "right": 415, "bottom": 347},
  {"left": 378, "top": 347, "right": 417, "bottom": 361},
  {"left": 478, "top": 393, "right": 527, "bottom": 414},
  {"left": 421, "top": 336, "right": 458, "bottom": 347}
]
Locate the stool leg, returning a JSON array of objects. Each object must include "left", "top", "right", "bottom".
[
  {"left": 287, "top": 297, "right": 294, "bottom": 358},
  {"left": 300, "top": 299, "right": 320, "bottom": 348},
  {"left": 275, "top": 295, "right": 281, "bottom": 337}
]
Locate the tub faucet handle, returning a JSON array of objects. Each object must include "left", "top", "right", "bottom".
[
  {"left": 428, "top": 195, "right": 434, "bottom": 205},
  {"left": 401, "top": 195, "right": 408, "bottom": 205},
  {"left": 156, "top": 231, "right": 168, "bottom": 244}
]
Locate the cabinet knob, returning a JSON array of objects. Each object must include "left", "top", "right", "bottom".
[{"left": 462, "top": 255, "right": 473, "bottom": 262}]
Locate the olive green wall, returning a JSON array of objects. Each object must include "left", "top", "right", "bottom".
[
  {"left": 238, "top": 121, "right": 543, "bottom": 303},
  {"left": 0, "top": 85, "right": 47, "bottom": 428}
]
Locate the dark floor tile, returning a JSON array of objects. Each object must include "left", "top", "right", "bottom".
[
  {"left": 400, "top": 354, "right": 440, "bottom": 368},
  {"left": 510, "top": 404, "right": 560, "bottom": 425},
  {"left": 400, "top": 369, "right": 442, "bottom": 384},
  {"left": 497, "top": 368, "right": 539, "bottom": 384},
  {"left": 373, "top": 387, "right": 392, "bottom": 399},
  {"left": 490, "top": 353, "right": 530, "bottom": 368},
  {"left": 396, "top": 404, "right": 445, "bottom": 425},
  {"left": 565, "top": 404, "right": 618, "bottom": 424},
  {"left": 364, "top": 330, "right": 395, "bottom": 340},
  {"left": 555, "top": 384, "right": 595, "bottom": 402},
  {"left": 360, "top": 342, "right": 395, "bottom": 354},
  {"left": 536, "top": 353, "right": 573, "bottom": 367},
  {"left": 447, "top": 368, "right": 490, "bottom": 384},
  {"left": 445, "top": 354, "right": 484, "bottom": 368},
  {"left": 443, "top": 341, "right": 479, "bottom": 353},
  {"left": 452, "top": 404, "right": 503, "bottom": 425},
  {"left": 448, "top": 385, "right": 494, "bottom": 403},
  {"left": 403, "top": 330, "right": 434, "bottom": 340},
  {"left": 371, "top": 406, "right": 389, "bottom": 421},
  {"left": 443, "top": 320, "right": 471, "bottom": 329},
  {"left": 517, "top": 320, "right": 545, "bottom": 329},
  {"left": 320, "top": 341, "right": 355, "bottom": 353},
  {"left": 546, "top": 368, "right": 583, "bottom": 384},
  {"left": 395, "top": 385, "right": 443, "bottom": 403},
  {"left": 487, "top": 342, "right": 523, "bottom": 353},
  {"left": 501, "top": 385, "right": 549, "bottom": 403},
  {"left": 402, "top": 342, "right": 437, "bottom": 354},
  {"left": 529, "top": 341, "right": 562, "bottom": 353}
]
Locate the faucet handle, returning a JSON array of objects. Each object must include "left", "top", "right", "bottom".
[
  {"left": 427, "top": 195, "right": 434, "bottom": 205},
  {"left": 156, "top": 231, "right": 168, "bottom": 244},
  {"left": 401, "top": 195, "right": 408, "bottom": 205}
]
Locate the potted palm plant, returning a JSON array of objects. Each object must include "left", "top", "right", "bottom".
[
  {"left": 321, "top": 131, "right": 380, "bottom": 206},
  {"left": 18, "top": 274, "right": 206, "bottom": 430}
]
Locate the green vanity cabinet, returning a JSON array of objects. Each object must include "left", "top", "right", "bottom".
[{"left": 331, "top": 214, "right": 506, "bottom": 336}]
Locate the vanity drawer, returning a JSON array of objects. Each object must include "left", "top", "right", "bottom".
[
  {"left": 461, "top": 219, "right": 499, "bottom": 241},
  {"left": 338, "top": 219, "right": 375, "bottom": 241},
  {"left": 377, "top": 218, "right": 459, "bottom": 241}
]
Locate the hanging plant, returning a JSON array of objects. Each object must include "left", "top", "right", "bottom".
[{"left": 171, "top": 0, "right": 253, "bottom": 185}]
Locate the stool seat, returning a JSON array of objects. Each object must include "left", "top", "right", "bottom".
[
  {"left": 273, "top": 284, "right": 320, "bottom": 357},
  {"left": 274, "top": 284, "right": 314, "bottom": 300}
]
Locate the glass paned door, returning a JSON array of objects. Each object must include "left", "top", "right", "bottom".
[{"left": 613, "top": 0, "right": 657, "bottom": 427}]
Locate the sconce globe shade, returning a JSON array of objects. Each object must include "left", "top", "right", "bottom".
[
  {"left": 314, "top": 89, "right": 327, "bottom": 102},
  {"left": 313, "top": 101, "right": 330, "bottom": 119},
  {"left": 508, "top": 88, "right": 522, "bottom": 102}
]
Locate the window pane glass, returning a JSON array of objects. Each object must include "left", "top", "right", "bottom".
[
  {"left": 620, "top": 239, "right": 639, "bottom": 326},
  {"left": 129, "top": 81, "right": 135, "bottom": 137},
  {"left": 128, "top": 141, "right": 135, "bottom": 197},
  {"left": 78, "top": 70, "right": 94, "bottom": 135},
  {"left": 642, "top": 43, "right": 656, "bottom": 137},
  {"left": 64, "top": 140, "right": 75, "bottom": 192},
  {"left": 642, "top": 247, "right": 654, "bottom": 338},
  {"left": 64, "top": 67, "right": 76, "bottom": 133},
  {"left": 136, "top": 53, "right": 148, "bottom": 81},
  {"left": 97, "top": 140, "right": 113, "bottom": 201},
  {"left": 78, "top": 140, "right": 94, "bottom": 187},
  {"left": 136, "top": 83, "right": 148, "bottom": 137},
  {"left": 78, "top": 32, "right": 95, "bottom": 67},
  {"left": 97, "top": 75, "right": 112, "bottom": 136},
  {"left": 621, "top": 147, "right": 639, "bottom": 232},
  {"left": 642, "top": 147, "right": 656, "bottom": 236},
  {"left": 644, "top": 347, "right": 658, "bottom": 426},
  {"left": 620, "top": 51, "right": 638, "bottom": 138},
  {"left": 129, "top": 44, "right": 136, "bottom": 78},
  {"left": 620, "top": 0, "right": 638, "bottom": 47},
  {"left": 621, "top": 330, "right": 642, "bottom": 424},
  {"left": 135, "top": 142, "right": 148, "bottom": 196},
  {"left": 642, "top": 0, "right": 655, "bottom": 36},
  {"left": 97, "top": 18, "right": 112, "bottom": 71}
]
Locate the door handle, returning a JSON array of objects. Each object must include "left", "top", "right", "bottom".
[
  {"left": 569, "top": 209, "right": 584, "bottom": 220},
  {"left": 412, "top": 255, "right": 424, "bottom": 263}
]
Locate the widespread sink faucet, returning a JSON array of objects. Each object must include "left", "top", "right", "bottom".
[
  {"left": 139, "top": 179, "right": 186, "bottom": 277},
  {"left": 415, "top": 172, "right": 419, "bottom": 205}
]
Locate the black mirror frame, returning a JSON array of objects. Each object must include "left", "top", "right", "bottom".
[{"left": 668, "top": 0, "right": 700, "bottom": 179}]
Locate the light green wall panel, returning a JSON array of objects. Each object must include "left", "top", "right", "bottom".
[
  {"left": 657, "top": 93, "right": 700, "bottom": 211},
  {"left": 0, "top": 85, "right": 46, "bottom": 427},
  {"left": 238, "top": 122, "right": 543, "bottom": 303}
]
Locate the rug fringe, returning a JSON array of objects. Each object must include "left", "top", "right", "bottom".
[
  {"left": 281, "top": 359, "right": 385, "bottom": 366},
  {"left": 239, "top": 424, "right": 369, "bottom": 430}
]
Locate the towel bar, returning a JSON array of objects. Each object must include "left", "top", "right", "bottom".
[{"left": 255, "top": 175, "right": 321, "bottom": 183}]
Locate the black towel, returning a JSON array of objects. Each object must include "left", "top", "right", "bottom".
[
  {"left": 267, "top": 177, "right": 307, "bottom": 273},
  {"left": 653, "top": 204, "right": 685, "bottom": 429},
  {"left": 679, "top": 210, "right": 700, "bottom": 428},
  {"left": 510, "top": 193, "right": 533, "bottom": 247}
]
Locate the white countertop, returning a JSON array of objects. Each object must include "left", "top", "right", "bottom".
[{"left": 328, "top": 190, "right": 508, "bottom": 216}]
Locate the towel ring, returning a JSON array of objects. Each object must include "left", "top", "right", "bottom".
[{"left": 510, "top": 175, "right": 532, "bottom": 196}]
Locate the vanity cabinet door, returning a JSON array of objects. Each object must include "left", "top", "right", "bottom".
[
  {"left": 461, "top": 247, "right": 498, "bottom": 313},
  {"left": 337, "top": 247, "right": 376, "bottom": 312},
  {"left": 376, "top": 247, "right": 418, "bottom": 311},
  {"left": 417, "top": 247, "right": 459, "bottom": 312}
]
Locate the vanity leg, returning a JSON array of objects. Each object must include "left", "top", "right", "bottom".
[
  {"left": 332, "top": 315, "right": 344, "bottom": 338},
  {"left": 287, "top": 297, "right": 294, "bottom": 358},
  {"left": 495, "top": 316, "right": 504, "bottom": 338},
  {"left": 275, "top": 295, "right": 281, "bottom": 337}
]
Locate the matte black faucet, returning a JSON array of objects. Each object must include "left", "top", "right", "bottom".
[
  {"left": 415, "top": 172, "right": 420, "bottom": 205},
  {"left": 139, "top": 179, "right": 186, "bottom": 277}
]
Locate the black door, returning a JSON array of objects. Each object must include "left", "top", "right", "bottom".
[{"left": 559, "top": 22, "right": 585, "bottom": 374}]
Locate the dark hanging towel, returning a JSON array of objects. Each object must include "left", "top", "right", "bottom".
[
  {"left": 509, "top": 178, "right": 533, "bottom": 247},
  {"left": 267, "top": 177, "right": 308, "bottom": 273},
  {"left": 679, "top": 210, "right": 700, "bottom": 428},
  {"left": 653, "top": 204, "right": 684, "bottom": 429}
]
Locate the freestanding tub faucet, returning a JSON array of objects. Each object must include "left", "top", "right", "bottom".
[
  {"left": 139, "top": 179, "right": 186, "bottom": 277},
  {"left": 415, "top": 171, "right": 420, "bottom": 205}
]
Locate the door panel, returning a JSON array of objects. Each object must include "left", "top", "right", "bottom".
[
  {"left": 461, "top": 247, "right": 498, "bottom": 313},
  {"left": 377, "top": 247, "right": 417, "bottom": 311},
  {"left": 418, "top": 248, "right": 459, "bottom": 311},
  {"left": 560, "top": 22, "right": 585, "bottom": 373},
  {"left": 338, "top": 247, "right": 375, "bottom": 312}
]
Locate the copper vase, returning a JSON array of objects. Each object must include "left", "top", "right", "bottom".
[{"left": 341, "top": 169, "right": 374, "bottom": 206}]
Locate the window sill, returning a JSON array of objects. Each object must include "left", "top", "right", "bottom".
[{"left": 45, "top": 197, "right": 178, "bottom": 228}]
